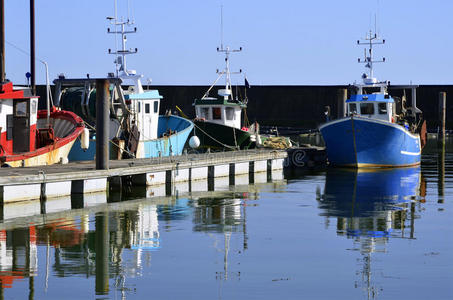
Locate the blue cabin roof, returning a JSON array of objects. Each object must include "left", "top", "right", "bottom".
[
  {"left": 346, "top": 94, "right": 394, "bottom": 103},
  {"left": 125, "top": 90, "right": 163, "bottom": 100}
]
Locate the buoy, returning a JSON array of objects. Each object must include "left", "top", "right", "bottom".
[
  {"left": 189, "top": 136, "right": 200, "bottom": 149},
  {"left": 81, "top": 128, "right": 90, "bottom": 150}
]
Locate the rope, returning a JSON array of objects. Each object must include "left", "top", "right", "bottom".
[
  {"left": 233, "top": 126, "right": 238, "bottom": 149},
  {"left": 82, "top": 121, "right": 136, "bottom": 158}
]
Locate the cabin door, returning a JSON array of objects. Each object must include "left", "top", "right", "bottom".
[{"left": 12, "top": 100, "right": 30, "bottom": 153}]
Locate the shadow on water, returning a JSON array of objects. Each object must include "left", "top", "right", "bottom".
[{"left": 317, "top": 167, "right": 425, "bottom": 299}]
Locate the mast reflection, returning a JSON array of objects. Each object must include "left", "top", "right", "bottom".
[
  {"left": 192, "top": 192, "right": 250, "bottom": 281},
  {"left": 318, "top": 167, "right": 425, "bottom": 299}
]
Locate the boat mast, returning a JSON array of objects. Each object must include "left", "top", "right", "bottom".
[
  {"left": 216, "top": 6, "right": 242, "bottom": 99},
  {"left": 0, "top": 0, "right": 5, "bottom": 83},
  {"left": 30, "top": 0, "right": 36, "bottom": 94},
  {"left": 107, "top": 16, "right": 137, "bottom": 77},
  {"left": 107, "top": 1, "right": 144, "bottom": 93},
  {"left": 357, "top": 30, "right": 385, "bottom": 85}
]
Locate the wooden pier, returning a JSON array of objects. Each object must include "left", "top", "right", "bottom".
[{"left": 0, "top": 149, "right": 287, "bottom": 203}]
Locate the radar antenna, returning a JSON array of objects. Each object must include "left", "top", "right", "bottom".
[{"left": 357, "top": 30, "right": 385, "bottom": 84}]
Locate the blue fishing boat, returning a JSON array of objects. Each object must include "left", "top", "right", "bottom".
[
  {"left": 319, "top": 31, "right": 426, "bottom": 168},
  {"left": 54, "top": 9, "right": 193, "bottom": 161}
]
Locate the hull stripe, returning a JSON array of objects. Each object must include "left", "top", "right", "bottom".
[{"left": 401, "top": 150, "right": 421, "bottom": 156}]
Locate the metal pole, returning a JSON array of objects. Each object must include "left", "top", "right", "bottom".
[
  {"left": 30, "top": 0, "right": 36, "bottom": 94},
  {"left": 438, "top": 92, "right": 446, "bottom": 149},
  {"left": 96, "top": 79, "right": 110, "bottom": 170},
  {"left": 0, "top": 0, "right": 5, "bottom": 83},
  {"left": 337, "top": 88, "right": 347, "bottom": 118}
]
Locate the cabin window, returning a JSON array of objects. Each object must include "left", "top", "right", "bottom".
[
  {"left": 225, "top": 107, "right": 234, "bottom": 120},
  {"left": 31, "top": 100, "right": 37, "bottom": 114},
  {"left": 348, "top": 103, "right": 357, "bottom": 114},
  {"left": 154, "top": 101, "right": 159, "bottom": 113},
  {"left": 15, "top": 101, "right": 27, "bottom": 117},
  {"left": 360, "top": 103, "right": 374, "bottom": 115},
  {"left": 212, "top": 107, "right": 221, "bottom": 120},
  {"left": 145, "top": 103, "right": 150, "bottom": 114},
  {"left": 378, "top": 103, "right": 387, "bottom": 114},
  {"left": 138, "top": 102, "right": 141, "bottom": 113},
  {"left": 200, "top": 107, "right": 209, "bottom": 119}
]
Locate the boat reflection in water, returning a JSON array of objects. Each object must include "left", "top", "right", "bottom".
[
  {"left": 318, "top": 167, "right": 425, "bottom": 299},
  {"left": 192, "top": 191, "right": 254, "bottom": 281},
  {"left": 0, "top": 197, "right": 192, "bottom": 297}
]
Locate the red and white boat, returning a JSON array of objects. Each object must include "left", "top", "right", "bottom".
[{"left": 0, "top": 81, "right": 85, "bottom": 167}]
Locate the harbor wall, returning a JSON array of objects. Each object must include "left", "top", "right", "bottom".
[{"left": 37, "top": 84, "right": 453, "bottom": 131}]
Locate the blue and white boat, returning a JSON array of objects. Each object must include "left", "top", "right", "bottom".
[
  {"left": 54, "top": 11, "right": 193, "bottom": 161},
  {"left": 319, "top": 31, "right": 426, "bottom": 168}
]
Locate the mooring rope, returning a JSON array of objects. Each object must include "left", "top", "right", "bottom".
[{"left": 82, "top": 121, "right": 136, "bottom": 158}]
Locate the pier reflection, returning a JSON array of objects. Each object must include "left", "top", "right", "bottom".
[
  {"left": 318, "top": 167, "right": 425, "bottom": 299},
  {"left": 0, "top": 176, "right": 286, "bottom": 298}
]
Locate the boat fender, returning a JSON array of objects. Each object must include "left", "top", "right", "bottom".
[
  {"left": 81, "top": 128, "right": 90, "bottom": 150},
  {"left": 189, "top": 136, "right": 200, "bottom": 149}
]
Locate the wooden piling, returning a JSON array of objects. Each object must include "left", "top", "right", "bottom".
[
  {"left": 96, "top": 79, "right": 110, "bottom": 170},
  {"left": 337, "top": 88, "right": 347, "bottom": 118},
  {"left": 438, "top": 92, "right": 446, "bottom": 149}
]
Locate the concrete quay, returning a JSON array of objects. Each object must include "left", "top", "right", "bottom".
[{"left": 0, "top": 149, "right": 287, "bottom": 203}]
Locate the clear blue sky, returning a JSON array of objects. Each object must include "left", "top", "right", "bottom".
[{"left": 3, "top": 0, "right": 453, "bottom": 86}]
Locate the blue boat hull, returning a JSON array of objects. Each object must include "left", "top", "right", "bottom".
[
  {"left": 319, "top": 117, "right": 421, "bottom": 167},
  {"left": 68, "top": 115, "right": 193, "bottom": 161}
]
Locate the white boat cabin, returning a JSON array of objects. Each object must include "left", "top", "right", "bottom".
[
  {"left": 194, "top": 89, "right": 245, "bottom": 130},
  {"left": 0, "top": 82, "right": 39, "bottom": 154},
  {"left": 125, "top": 90, "right": 162, "bottom": 140},
  {"left": 346, "top": 93, "right": 394, "bottom": 122}
]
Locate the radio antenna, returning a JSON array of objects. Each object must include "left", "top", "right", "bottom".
[{"left": 220, "top": 5, "right": 224, "bottom": 51}]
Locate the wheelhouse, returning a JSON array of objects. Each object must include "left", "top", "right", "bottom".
[
  {"left": 0, "top": 82, "right": 39, "bottom": 154},
  {"left": 346, "top": 93, "right": 394, "bottom": 122},
  {"left": 193, "top": 89, "right": 245, "bottom": 130},
  {"left": 126, "top": 90, "right": 162, "bottom": 140}
]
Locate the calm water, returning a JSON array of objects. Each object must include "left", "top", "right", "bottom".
[{"left": 1, "top": 138, "right": 453, "bottom": 300}]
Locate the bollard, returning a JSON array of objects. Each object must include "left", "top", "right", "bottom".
[
  {"left": 337, "top": 88, "right": 347, "bottom": 118},
  {"left": 96, "top": 79, "right": 110, "bottom": 170}
]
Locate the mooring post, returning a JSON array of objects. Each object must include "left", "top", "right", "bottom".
[
  {"left": 337, "top": 88, "right": 347, "bottom": 118},
  {"left": 438, "top": 92, "right": 446, "bottom": 149},
  {"left": 96, "top": 79, "right": 110, "bottom": 170}
]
